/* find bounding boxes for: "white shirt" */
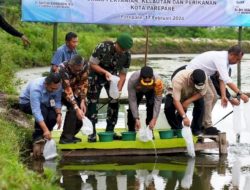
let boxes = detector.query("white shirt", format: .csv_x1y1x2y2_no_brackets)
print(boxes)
186,51,232,84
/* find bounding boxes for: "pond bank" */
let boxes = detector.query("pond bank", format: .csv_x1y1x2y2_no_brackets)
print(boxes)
0,93,61,189
133,37,250,54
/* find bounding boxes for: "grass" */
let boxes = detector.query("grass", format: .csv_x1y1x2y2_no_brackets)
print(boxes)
0,116,61,190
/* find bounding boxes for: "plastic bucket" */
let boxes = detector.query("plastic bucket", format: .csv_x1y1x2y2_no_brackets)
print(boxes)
175,129,183,138
121,132,136,141
98,132,114,142
159,130,174,139
159,170,173,178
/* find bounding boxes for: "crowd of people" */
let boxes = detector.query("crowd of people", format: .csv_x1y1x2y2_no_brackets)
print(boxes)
2,15,247,156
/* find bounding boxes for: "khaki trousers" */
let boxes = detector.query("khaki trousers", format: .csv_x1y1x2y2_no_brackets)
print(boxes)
203,79,217,128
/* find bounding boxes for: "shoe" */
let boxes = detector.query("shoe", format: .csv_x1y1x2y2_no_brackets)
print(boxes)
73,136,82,142
192,130,202,136
204,127,220,135
59,138,77,144
196,138,204,144
113,133,122,140
88,134,97,143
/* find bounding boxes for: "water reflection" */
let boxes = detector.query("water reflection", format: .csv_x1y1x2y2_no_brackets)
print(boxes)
26,150,250,190
55,155,227,190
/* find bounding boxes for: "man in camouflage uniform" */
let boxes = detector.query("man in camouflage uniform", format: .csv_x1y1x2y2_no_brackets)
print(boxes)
86,33,133,142
59,55,89,144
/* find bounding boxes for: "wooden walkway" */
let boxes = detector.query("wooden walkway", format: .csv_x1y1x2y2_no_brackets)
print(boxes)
60,133,228,157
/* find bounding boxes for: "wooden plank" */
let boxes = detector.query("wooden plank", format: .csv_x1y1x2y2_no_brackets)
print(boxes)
218,132,228,154
61,141,219,157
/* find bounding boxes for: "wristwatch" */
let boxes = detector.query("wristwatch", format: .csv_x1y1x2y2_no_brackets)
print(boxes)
182,114,187,119
236,90,242,100
74,105,79,110
237,90,242,96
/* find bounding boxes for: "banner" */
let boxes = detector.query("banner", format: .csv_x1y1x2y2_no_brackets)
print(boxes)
22,0,250,26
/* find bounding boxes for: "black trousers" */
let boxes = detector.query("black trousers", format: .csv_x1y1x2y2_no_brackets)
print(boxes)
60,96,83,140
210,72,231,99
164,94,204,132
127,90,154,131
19,103,56,141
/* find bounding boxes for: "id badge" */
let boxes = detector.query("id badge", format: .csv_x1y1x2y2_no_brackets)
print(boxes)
50,99,55,107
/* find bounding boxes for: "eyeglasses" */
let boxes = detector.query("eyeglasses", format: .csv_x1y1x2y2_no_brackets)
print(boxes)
140,78,154,86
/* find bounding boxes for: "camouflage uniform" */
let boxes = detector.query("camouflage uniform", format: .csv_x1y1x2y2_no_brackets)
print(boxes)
87,41,131,135
59,61,88,141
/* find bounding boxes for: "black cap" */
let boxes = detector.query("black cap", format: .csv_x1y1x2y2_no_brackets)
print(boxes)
140,66,153,78
192,69,206,90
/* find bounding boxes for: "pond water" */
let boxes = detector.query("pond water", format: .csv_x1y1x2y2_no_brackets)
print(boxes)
18,54,250,190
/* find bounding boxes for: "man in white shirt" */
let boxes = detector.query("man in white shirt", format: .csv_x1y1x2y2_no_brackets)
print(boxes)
186,45,249,135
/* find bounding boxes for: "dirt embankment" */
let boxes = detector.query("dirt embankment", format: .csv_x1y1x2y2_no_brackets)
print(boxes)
0,93,32,128
132,37,250,54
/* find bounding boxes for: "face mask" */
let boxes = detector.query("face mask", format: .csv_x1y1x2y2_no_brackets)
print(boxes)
140,78,154,86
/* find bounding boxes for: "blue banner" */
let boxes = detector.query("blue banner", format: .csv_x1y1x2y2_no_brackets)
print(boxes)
22,0,250,26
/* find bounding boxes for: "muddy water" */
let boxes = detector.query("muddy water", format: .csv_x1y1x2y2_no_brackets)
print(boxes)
18,54,250,190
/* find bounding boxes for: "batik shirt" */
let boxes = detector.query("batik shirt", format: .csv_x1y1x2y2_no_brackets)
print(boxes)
59,61,88,107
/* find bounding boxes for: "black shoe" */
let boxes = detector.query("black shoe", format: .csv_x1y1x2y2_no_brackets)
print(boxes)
197,137,204,143
73,137,82,142
59,138,77,144
88,134,97,143
113,133,122,140
192,130,202,136
204,127,220,135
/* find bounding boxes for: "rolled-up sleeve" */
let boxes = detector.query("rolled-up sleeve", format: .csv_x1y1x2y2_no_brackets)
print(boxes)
89,43,104,65
89,55,100,65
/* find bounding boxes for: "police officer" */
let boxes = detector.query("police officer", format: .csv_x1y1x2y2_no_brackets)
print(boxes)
86,33,133,142
127,66,164,131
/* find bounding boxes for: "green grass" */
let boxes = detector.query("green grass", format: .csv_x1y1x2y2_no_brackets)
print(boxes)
0,117,61,190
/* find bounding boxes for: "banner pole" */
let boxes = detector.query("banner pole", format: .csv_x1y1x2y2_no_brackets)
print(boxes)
237,26,242,89
52,23,58,53
144,26,149,66
237,26,243,144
